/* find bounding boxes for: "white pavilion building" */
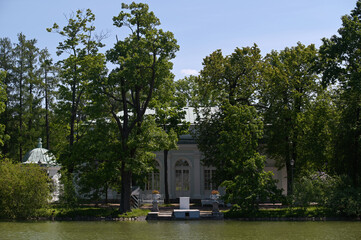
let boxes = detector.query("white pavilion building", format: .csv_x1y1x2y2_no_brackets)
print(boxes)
139,107,287,201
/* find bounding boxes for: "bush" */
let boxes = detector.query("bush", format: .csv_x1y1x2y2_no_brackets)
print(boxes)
58,170,79,208
0,160,51,219
224,205,329,218
292,172,335,208
221,154,284,215
293,173,361,217
323,176,361,217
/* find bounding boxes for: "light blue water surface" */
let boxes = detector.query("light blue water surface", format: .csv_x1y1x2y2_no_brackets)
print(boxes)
1,221,361,240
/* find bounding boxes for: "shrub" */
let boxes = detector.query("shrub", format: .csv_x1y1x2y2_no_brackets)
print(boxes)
292,171,335,208
0,160,51,219
323,176,361,217
58,170,79,208
221,154,284,215
293,173,361,217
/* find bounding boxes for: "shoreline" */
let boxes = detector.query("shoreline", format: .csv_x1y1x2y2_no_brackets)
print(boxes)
1,216,360,222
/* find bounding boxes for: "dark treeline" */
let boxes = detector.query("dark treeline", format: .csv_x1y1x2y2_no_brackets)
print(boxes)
0,34,57,162
1,1,361,214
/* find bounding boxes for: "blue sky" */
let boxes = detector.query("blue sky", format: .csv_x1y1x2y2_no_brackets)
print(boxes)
0,0,357,80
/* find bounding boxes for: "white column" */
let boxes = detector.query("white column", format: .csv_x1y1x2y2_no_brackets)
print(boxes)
168,151,173,199
193,151,202,199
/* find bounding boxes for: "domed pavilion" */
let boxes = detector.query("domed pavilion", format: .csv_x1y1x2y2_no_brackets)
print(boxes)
22,138,61,202
22,138,57,166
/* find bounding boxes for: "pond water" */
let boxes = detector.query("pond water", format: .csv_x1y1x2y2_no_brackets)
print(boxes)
0,221,361,240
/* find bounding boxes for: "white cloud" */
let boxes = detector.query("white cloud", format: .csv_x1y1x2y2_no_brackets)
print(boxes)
180,69,199,76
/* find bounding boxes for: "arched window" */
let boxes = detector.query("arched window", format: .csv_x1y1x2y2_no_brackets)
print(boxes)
145,161,160,191
204,167,217,191
175,159,190,197
175,159,189,167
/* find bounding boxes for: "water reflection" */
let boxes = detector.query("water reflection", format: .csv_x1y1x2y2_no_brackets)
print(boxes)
1,221,361,240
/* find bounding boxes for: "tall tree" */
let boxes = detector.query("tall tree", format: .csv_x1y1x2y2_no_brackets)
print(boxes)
0,71,7,155
103,2,179,212
195,103,282,212
296,90,339,173
0,38,13,157
196,104,263,182
71,119,120,204
23,38,42,153
11,33,42,161
153,80,190,203
38,48,57,150
262,42,319,194
12,33,28,161
175,75,201,107
319,0,361,186
47,9,106,172
194,44,281,209
198,44,262,107
0,35,44,161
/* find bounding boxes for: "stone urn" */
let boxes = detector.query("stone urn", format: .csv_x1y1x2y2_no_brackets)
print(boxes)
152,193,161,201
210,190,220,213
151,190,161,212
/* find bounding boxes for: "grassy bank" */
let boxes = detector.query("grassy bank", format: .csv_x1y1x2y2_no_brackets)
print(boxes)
224,206,335,219
34,205,150,220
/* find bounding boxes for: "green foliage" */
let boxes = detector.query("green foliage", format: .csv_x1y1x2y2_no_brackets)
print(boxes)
129,116,170,176
292,172,336,209
174,76,200,107
320,0,361,185
198,44,262,106
3,2,361,218
48,206,149,218
71,120,120,203
296,91,339,173
0,160,51,219
38,48,58,150
58,169,79,208
111,208,150,218
151,79,190,203
293,173,361,217
224,205,329,218
196,104,263,181
222,154,284,215
322,176,361,217
152,79,190,151
0,35,62,162
262,42,320,194
101,2,179,212
0,34,46,161
0,71,7,151
196,103,282,213
48,9,106,174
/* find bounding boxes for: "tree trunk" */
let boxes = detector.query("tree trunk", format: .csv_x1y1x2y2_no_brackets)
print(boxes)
68,52,78,173
28,82,33,135
353,106,360,187
68,80,76,173
120,166,132,213
2,98,9,158
285,135,292,196
164,149,170,204
19,70,23,162
45,68,50,150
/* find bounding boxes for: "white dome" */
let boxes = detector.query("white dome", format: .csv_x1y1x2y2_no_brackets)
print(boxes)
22,138,57,166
